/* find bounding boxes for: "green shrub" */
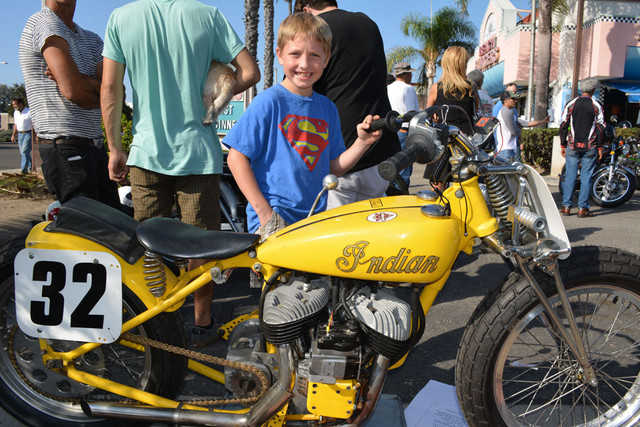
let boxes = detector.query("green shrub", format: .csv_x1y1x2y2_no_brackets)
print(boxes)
520,128,558,171
0,130,12,142
616,127,639,140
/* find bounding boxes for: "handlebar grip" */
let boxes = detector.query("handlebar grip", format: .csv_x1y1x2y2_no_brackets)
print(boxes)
378,134,437,181
366,111,401,133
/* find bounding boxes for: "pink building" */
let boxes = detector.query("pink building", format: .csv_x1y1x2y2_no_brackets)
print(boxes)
469,0,640,125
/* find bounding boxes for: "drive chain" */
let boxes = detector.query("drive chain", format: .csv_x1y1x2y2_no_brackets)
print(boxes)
8,325,269,407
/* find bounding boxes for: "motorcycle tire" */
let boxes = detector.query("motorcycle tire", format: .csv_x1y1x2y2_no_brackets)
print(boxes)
456,246,640,426
0,231,28,283
590,167,636,208
0,276,188,426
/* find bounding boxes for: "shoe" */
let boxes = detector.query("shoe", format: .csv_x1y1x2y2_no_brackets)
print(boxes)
191,316,222,348
559,206,571,216
577,208,593,218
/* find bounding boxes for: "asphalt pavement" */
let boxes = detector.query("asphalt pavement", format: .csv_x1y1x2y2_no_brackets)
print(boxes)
1,146,639,426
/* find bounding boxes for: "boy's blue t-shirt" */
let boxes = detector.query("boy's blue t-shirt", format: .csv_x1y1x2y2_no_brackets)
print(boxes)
223,83,346,232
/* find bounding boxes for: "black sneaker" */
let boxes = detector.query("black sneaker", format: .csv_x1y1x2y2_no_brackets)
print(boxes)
191,316,221,348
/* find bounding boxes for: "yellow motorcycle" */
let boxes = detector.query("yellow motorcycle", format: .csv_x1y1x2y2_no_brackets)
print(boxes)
4,107,640,426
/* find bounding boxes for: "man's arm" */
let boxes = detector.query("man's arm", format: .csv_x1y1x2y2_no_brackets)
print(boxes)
101,57,129,184
42,35,101,109
227,148,273,227
10,115,17,142
230,48,260,95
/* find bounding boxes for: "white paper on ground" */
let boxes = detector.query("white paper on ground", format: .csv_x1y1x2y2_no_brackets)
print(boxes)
404,380,468,427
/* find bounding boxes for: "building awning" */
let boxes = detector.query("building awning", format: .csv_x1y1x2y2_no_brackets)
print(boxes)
604,81,640,103
482,61,506,98
623,47,640,80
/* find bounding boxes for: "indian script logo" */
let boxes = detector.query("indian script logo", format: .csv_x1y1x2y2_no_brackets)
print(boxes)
279,114,329,171
336,241,440,275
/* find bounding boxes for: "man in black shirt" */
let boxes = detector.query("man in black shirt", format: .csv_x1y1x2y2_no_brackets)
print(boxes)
300,0,401,207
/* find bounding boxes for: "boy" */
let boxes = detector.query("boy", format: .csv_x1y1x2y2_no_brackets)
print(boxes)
224,13,381,238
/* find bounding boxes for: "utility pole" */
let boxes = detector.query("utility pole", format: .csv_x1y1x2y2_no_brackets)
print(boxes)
571,0,585,98
524,1,537,121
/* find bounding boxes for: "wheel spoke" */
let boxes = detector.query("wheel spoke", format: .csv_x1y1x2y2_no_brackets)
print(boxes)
495,284,640,426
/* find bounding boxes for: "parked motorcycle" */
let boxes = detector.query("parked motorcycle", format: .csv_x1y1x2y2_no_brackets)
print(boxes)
4,106,640,426
559,116,637,207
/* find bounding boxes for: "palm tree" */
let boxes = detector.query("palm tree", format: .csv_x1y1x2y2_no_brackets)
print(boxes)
263,0,274,89
243,0,260,58
386,8,476,94
533,0,552,122
244,0,260,97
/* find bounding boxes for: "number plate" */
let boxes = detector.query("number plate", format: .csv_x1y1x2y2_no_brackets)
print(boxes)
14,249,122,343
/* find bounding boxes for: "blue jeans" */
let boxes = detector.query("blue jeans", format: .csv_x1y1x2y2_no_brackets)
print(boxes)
396,130,412,187
17,132,32,173
562,147,597,209
497,149,517,162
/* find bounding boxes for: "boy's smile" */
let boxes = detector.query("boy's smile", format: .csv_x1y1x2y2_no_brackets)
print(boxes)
277,34,329,97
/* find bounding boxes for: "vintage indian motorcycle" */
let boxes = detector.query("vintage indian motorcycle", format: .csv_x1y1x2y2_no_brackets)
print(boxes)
4,106,640,426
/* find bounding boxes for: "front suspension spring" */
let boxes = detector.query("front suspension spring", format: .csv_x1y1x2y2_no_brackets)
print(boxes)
484,173,515,220
143,250,166,296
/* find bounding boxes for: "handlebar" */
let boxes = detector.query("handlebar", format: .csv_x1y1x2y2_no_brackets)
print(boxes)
366,110,418,133
378,134,437,181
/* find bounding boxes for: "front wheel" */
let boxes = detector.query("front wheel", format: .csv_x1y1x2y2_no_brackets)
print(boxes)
0,277,188,426
456,246,640,426
590,167,636,207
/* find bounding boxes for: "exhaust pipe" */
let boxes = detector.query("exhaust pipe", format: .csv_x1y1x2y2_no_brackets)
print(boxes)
344,355,390,426
82,344,295,427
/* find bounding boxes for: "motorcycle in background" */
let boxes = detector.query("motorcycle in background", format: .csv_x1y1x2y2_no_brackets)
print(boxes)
559,115,638,208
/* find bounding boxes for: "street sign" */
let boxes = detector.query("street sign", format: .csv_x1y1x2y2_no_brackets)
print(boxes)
216,92,245,136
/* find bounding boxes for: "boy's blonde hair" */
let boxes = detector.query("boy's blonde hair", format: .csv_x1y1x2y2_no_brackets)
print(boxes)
277,12,332,57
439,46,473,100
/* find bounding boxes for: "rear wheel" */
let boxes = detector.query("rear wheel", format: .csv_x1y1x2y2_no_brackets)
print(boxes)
456,246,640,426
0,277,188,426
590,167,635,207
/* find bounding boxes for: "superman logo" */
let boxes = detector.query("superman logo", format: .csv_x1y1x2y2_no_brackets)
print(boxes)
279,114,330,171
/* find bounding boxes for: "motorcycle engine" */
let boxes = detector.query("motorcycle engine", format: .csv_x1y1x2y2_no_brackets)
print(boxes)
345,287,412,361
225,277,413,417
261,277,331,343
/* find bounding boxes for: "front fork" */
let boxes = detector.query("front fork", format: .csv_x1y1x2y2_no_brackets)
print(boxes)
515,255,598,387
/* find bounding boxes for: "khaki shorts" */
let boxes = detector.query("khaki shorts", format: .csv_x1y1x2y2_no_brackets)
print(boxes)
130,166,220,230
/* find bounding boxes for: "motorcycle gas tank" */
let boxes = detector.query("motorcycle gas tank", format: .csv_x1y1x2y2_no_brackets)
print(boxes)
257,196,462,283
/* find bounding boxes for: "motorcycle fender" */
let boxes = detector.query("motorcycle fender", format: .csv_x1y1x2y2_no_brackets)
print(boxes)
22,222,180,312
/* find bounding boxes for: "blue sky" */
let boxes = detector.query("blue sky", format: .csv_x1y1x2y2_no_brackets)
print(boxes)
0,0,530,99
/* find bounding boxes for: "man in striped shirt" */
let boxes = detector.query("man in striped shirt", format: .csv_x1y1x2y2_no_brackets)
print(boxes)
19,0,119,209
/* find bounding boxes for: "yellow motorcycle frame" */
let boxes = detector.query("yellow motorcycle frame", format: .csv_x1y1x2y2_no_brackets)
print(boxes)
20,170,497,423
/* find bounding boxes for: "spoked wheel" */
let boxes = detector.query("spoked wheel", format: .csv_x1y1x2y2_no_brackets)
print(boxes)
456,246,640,426
590,167,636,207
0,277,188,426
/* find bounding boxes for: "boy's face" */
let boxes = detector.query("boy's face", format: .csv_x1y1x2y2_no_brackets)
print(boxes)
277,34,328,97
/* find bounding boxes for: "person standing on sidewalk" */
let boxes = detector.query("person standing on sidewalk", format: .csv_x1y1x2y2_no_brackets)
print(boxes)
299,0,401,206
10,98,33,174
101,0,260,347
559,78,605,218
388,62,420,188
19,0,120,209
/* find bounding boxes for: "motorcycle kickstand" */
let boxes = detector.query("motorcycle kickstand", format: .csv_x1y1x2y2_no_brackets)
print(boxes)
515,255,598,387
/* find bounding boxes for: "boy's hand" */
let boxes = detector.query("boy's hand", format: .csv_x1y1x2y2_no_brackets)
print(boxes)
356,114,382,145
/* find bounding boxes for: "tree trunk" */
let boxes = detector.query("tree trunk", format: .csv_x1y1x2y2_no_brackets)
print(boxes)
534,0,552,124
244,0,260,97
263,0,274,89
